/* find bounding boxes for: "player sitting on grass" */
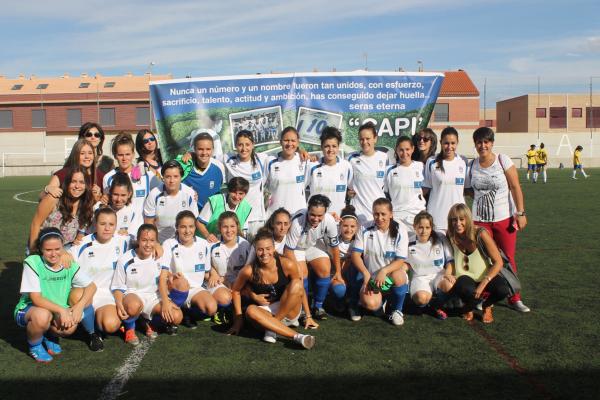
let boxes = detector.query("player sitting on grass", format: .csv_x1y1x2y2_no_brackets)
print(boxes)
227,229,316,349
197,177,252,243
406,211,453,320
14,228,97,363
70,208,130,349
111,224,177,345
350,198,409,325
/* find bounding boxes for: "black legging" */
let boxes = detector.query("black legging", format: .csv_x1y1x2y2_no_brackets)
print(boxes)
451,275,510,310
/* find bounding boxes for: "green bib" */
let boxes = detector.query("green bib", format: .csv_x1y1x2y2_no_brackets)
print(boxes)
206,194,252,236
14,255,79,318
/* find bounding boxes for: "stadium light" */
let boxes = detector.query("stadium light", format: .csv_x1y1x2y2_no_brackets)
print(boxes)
417,60,423,72
147,62,156,131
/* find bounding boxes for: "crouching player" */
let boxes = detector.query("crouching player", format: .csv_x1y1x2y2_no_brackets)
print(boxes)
70,208,130,349
14,228,97,362
350,198,410,325
406,211,454,320
111,224,175,345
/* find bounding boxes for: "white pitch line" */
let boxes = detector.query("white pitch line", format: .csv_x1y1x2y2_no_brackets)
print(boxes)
13,189,40,204
98,338,154,400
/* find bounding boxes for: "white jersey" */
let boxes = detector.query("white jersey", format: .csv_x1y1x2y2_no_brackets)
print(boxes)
224,153,268,222
423,156,467,231
353,222,409,275
465,154,515,223
385,161,426,226
348,150,388,223
103,169,159,234
306,157,353,216
143,184,199,243
285,209,339,251
161,237,210,289
274,239,286,255
210,237,255,283
115,204,136,235
338,239,353,260
406,233,453,277
265,153,308,217
70,233,129,290
111,250,162,295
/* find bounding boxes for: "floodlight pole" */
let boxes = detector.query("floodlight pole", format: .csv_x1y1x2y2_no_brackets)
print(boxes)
148,61,156,131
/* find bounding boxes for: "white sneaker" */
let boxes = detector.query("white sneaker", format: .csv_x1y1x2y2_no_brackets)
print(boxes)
509,300,530,313
262,330,277,343
389,310,405,326
349,306,362,321
475,300,484,311
294,334,315,350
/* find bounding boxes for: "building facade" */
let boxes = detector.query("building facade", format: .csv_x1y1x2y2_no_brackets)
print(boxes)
429,70,480,134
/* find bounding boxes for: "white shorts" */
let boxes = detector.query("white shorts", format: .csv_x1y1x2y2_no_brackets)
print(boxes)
295,241,329,263
204,283,228,295
184,286,209,308
126,291,160,320
410,272,444,296
258,301,301,321
92,288,116,310
393,213,417,235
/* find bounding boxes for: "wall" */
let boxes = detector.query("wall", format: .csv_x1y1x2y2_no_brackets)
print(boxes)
497,95,529,132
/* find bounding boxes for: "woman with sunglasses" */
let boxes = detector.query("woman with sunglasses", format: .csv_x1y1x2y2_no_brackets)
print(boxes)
136,129,164,179
444,203,510,323
42,139,104,202
412,128,438,164
78,122,114,174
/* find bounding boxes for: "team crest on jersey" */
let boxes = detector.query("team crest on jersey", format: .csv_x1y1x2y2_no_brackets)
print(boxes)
435,248,441,255
298,164,304,172
181,201,186,207
123,216,128,223
198,252,204,260
340,173,344,180
459,166,464,173
115,247,121,256
379,160,384,167
209,181,215,189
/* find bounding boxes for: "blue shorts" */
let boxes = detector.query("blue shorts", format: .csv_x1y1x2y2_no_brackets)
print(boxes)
15,304,33,328
574,164,583,169
528,164,536,171
537,163,546,168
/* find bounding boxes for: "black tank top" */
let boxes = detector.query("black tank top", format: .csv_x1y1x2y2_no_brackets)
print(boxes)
250,256,289,303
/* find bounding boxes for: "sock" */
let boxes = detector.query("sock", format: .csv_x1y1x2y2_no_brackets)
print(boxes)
533,172,538,182
168,289,189,307
151,313,165,328
293,333,307,343
123,316,138,331
81,305,96,334
303,278,309,295
348,274,363,306
313,277,331,309
28,338,43,348
572,170,576,178
331,283,346,300
217,301,231,310
582,169,588,177
391,284,409,312
543,170,547,182
190,306,210,320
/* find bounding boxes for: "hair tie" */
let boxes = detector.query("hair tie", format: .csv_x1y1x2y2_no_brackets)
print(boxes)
39,231,64,242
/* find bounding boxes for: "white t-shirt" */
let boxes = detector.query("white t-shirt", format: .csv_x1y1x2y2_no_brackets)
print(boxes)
285,210,339,251
306,157,353,216
103,169,159,234
20,261,92,293
422,156,467,231
210,237,255,283
224,153,268,222
161,237,210,289
348,150,388,223
406,233,453,277
265,153,308,217
465,154,514,222
352,222,409,275
70,233,130,290
111,250,161,295
143,184,199,243
274,238,286,255
384,161,426,225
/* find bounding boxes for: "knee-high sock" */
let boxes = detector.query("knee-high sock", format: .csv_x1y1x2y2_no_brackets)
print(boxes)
391,284,409,312
542,170,547,182
151,313,165,328
81,305,95,334
123,315,139,331
313,277,331,309
572,169,577,178
217,301,231,310
348,273,363,306
331,283,346,300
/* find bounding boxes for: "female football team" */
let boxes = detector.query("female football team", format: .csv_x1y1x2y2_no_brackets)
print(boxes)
15,122,529,361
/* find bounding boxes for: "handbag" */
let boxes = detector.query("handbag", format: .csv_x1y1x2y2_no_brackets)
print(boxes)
475,228,521,297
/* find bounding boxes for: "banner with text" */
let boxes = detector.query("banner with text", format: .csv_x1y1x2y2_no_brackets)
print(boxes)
150,71,445,160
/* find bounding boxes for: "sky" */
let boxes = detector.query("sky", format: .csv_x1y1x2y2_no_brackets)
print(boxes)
1,0,599,108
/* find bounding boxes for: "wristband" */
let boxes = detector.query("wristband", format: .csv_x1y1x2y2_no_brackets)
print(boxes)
516,211,526,216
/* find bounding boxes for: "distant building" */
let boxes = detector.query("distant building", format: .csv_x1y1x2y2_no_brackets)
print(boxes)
479,108,496,128
497,93,600,133
429,70,480,133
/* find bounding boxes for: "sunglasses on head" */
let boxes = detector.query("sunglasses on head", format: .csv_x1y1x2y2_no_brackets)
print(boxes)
143,136,156,144
417,136,431,142
85,132,101,139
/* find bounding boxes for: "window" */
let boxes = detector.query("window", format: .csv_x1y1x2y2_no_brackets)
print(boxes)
485,119,494,127
0,110,13,128
32,109,46,128
549,107,567,129
585,107,600,128
535,108,546,118
104,82,115,88
79,82,90,88
572,108,582,118
67,109,82,127
433,103,449,122
36,83,48,89
100,108,115,126
136,107,150,126
508,111,511,121
11,84,23,90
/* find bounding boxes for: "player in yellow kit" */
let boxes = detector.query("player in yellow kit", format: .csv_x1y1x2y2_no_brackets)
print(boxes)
572,145,589,179
526,144,537,182
536,143,548,183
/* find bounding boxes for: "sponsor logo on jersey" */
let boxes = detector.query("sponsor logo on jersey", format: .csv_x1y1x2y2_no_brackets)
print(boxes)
296,175,305,183
251,171,261,181
414,181,422,188
135,189,146,197
336,184,346,192
194,264,205,272
434,258,444,266
455,177,465,185
384,251,395,258
376,171,384,178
